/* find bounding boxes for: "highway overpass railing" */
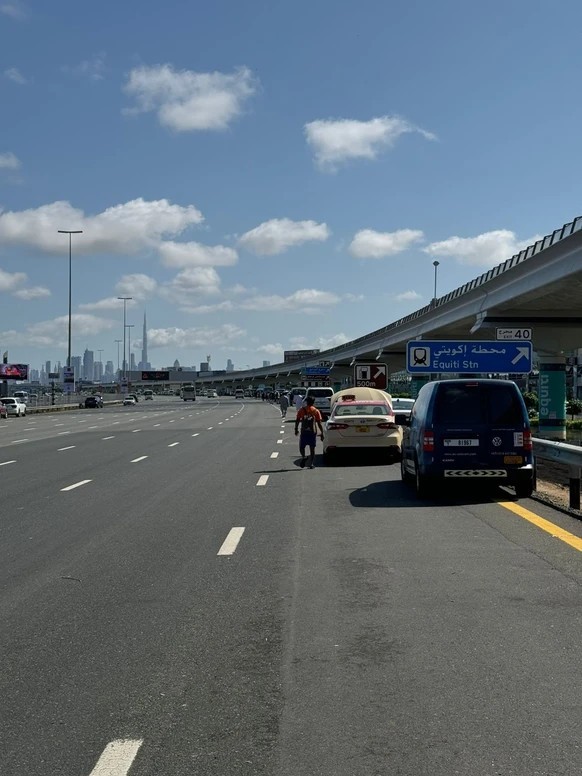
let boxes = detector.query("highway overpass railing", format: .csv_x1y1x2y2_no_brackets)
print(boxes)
533,437,582,511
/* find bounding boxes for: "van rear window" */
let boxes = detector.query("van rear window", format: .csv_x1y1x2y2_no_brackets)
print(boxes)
434,384,524,426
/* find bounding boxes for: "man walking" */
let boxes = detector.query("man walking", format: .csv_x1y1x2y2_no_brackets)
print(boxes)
295,395,324,469
279,392,290,418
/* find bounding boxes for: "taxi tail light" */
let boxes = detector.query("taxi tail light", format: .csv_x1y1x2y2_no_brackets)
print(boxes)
327,422,349,430
523,430,533,451
422,430,435,452
377,422,398,429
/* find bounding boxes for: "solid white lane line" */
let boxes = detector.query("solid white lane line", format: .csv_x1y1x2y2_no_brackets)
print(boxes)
168,442,180,447
192,433,199,437
256,475,269,486
11,439,29,444
61,479,92,492
271,452,279,458
102,436,115,440
0,460,16,466
58,446,76,452
132,429,141,433
217,527,245,556
88,739,143,776
131,455,148,463
277,439,283,444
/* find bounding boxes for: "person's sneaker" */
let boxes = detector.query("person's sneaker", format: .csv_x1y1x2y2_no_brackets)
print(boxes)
300,457,306,468
309,464,315,469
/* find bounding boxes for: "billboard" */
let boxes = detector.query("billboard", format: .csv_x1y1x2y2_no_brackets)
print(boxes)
141,370,170,381
284,349,320,363
0,363,28,380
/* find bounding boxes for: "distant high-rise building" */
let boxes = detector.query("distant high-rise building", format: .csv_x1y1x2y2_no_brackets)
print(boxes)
200,361,209,373
83,349,94,381
130,352,137,371
71,355,82,380
226,359,234,372
173,359,180,369
94,362,103,381
138,311,150,370
105,361,114,378
45,360,51,377
262,360,271,367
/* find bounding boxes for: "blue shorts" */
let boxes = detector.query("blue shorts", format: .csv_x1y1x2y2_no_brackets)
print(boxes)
300,431,317,449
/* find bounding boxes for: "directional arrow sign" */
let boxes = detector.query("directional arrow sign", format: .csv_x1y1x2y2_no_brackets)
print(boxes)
354,362,388,389
406,340,532,374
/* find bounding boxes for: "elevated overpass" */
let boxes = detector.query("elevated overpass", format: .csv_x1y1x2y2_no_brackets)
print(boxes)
201,215,582,438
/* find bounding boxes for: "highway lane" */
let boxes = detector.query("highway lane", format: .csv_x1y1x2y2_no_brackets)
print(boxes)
1,399,582,775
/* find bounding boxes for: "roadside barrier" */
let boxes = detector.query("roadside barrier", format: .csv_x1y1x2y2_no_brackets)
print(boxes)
533,437,582,510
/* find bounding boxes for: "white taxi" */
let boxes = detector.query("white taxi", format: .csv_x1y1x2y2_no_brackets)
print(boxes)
323,395,402,463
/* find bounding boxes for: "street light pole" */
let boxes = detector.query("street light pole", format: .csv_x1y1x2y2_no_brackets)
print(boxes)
126,324,135,375
58,229,83,367
432,260,440,303
117,297,132,378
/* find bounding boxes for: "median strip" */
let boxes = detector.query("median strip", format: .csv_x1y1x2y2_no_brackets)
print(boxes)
61,479,92,492
217,527,245,556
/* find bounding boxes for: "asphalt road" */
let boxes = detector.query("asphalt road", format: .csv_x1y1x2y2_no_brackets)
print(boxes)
1,396,582,775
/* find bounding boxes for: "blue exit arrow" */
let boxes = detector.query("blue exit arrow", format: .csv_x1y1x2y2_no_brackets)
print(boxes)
406,340,533,374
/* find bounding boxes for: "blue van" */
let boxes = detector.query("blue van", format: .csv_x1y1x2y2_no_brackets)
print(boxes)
401,379,534,499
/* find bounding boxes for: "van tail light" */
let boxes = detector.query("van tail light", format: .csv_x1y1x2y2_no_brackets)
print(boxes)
328,422,349,430
523,430,533,451
422,430,435,452
377,422,398,429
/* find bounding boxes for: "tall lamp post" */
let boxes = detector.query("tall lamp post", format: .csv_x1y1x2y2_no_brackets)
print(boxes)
126,324,135,376
432,260,440,304
58,229,83,367
117,296,132,378
115,339,122,378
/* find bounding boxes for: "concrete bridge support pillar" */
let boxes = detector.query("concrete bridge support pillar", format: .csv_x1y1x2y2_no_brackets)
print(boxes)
538,355,567,440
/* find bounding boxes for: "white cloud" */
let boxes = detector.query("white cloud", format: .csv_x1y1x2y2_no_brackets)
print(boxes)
147,323,246,349
180,301,234,314
424,229,542,268
241,288,340,313
0,267,26,291
4,67,27,84
344,293,364,302
394,290,421,302
288,333,352,351
0,2,27,20
257,343,284,357
78,296,137,312
349,228,424,259
62,53,106,81
304,115,436,171
0,313,115,348
239,218,330,256
0,198,203,255
13,285,51,300
159,240,238,268
115,273,157,299
160,267,222,304
124,64,257,132
0,152,21,170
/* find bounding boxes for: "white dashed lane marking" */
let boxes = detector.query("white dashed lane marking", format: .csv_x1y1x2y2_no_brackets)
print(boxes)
57,446,76,452
277,439,283,444
207,427,213,430
217,527,245,556
256,475,269,486
270,452,279,458
0,460,16,466
192,433,199,437
168,442,180,447
132,429,141,433
11,439,28,444
88,739,143,776
131,456,148,463
61,479,92,492
102,436,115,440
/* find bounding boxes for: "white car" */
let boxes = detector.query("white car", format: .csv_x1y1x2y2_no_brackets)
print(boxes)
123,396,137,406
391,397,415,424
323,399,402,463
208,390,218,398
1,397,26,417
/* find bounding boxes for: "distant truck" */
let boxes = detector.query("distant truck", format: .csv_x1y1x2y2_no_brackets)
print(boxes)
181,384,196,401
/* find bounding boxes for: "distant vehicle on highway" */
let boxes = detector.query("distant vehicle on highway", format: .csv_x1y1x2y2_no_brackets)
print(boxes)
181,384,196,401
234,388,245,399
13,390,28,403
126,393,139,403
0,397,26,417
144,390,154,400
207,390,218,398
84,396,103,408
123,396,137,406
401,379,534,499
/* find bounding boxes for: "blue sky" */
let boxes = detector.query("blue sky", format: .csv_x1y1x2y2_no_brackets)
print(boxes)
1,0,582,373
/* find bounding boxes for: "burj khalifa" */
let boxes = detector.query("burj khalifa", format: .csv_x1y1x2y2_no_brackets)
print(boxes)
139,311,150,370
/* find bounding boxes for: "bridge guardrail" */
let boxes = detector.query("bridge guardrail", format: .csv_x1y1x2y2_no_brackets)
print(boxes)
533,437,582,510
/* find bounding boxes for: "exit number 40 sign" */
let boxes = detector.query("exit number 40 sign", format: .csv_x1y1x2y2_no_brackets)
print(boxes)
496,327,532,340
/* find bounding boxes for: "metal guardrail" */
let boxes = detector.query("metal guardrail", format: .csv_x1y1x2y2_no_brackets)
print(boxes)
533,437,582,510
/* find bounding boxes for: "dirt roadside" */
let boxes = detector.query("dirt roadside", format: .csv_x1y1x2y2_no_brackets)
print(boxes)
534,459,581,515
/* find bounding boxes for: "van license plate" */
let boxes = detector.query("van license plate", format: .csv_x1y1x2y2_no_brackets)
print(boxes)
444,439,478,447
504,455,523,464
